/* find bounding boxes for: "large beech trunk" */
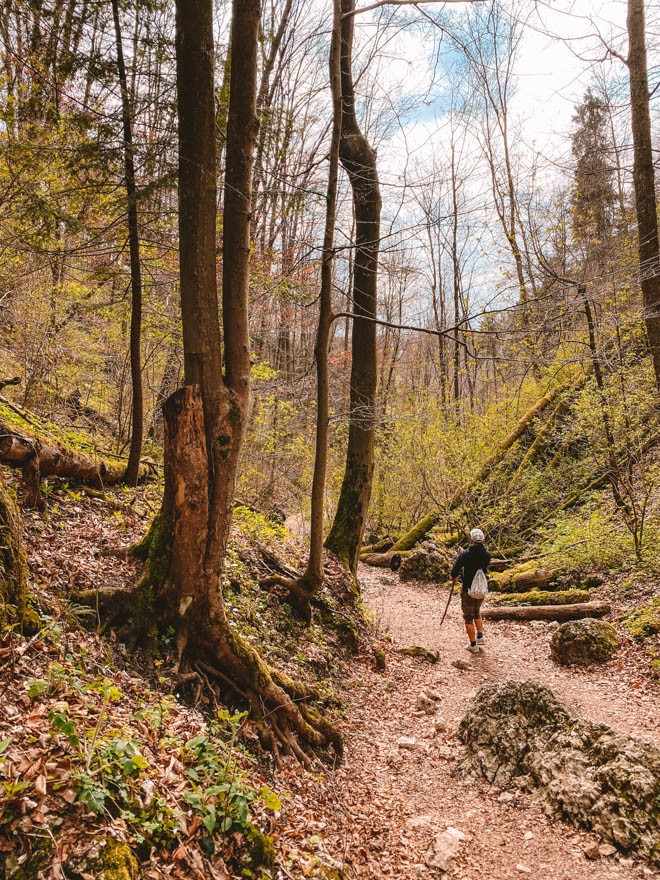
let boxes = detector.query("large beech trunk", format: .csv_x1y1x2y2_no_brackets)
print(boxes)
325,0,381,574
482,601,610,622
88,0,342,764
0,415,151,508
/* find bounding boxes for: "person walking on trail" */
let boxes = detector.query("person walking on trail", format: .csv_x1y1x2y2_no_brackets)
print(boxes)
451,528,490,653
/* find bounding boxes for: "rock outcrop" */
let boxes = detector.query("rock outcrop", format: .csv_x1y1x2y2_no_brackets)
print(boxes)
459,681,660,865
550,619,619,665
399,541,452,582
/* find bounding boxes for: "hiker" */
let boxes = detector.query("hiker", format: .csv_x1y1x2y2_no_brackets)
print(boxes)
451,528,491,653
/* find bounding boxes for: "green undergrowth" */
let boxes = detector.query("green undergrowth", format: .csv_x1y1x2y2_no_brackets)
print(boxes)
224,508,362,694
0,400,124,463
0,634,281,878
620,598,660,641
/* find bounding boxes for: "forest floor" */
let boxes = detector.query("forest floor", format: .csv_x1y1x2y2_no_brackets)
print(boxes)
286,565,660,880
5,492,660,879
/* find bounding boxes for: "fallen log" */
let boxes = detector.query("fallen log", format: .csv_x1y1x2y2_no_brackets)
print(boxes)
0,412,153,507
361,551,408,569
482,601,610,622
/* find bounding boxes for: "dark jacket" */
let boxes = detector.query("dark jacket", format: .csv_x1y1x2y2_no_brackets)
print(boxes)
451,543,491,593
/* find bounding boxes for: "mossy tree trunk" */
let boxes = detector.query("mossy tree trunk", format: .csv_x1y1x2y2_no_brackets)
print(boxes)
325,0,381,574
627,0,660,393
0,478,28,632
0,415,152,508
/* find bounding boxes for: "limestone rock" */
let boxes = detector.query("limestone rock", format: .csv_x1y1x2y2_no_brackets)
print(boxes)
550,619,619,666
400,541,452,583
416,693,437,714
397,736,418,750
399,645,440,663
459,681,660,865
425,826,466,871
584,843,601,860
452,659,471,671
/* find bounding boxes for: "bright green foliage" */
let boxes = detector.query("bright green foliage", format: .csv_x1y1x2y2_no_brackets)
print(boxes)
621,599,660,640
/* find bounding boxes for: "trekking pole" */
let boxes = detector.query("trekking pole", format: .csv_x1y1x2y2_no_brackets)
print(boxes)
439,581,456,627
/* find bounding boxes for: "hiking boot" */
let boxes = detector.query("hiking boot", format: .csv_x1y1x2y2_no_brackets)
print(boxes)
476,634,485,647
466,644,480,654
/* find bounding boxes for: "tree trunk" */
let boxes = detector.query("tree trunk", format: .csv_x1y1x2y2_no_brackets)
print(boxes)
111,0,144,486
0,476,29,632
627,0,660,392
90,0,342,764
325,0,381,574
482,601,610,622
261,0,342,617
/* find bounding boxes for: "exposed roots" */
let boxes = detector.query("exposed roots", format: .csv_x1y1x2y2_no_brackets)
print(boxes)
259,573,318,624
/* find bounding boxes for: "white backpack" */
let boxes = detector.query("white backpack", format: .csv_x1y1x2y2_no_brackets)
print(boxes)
468,569,489,599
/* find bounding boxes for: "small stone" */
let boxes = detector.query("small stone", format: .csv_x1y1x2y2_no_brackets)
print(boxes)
618,858,634,868
397,737,418,750
584,843,601,860
598,844,617,857
451,659,471,671
406,815,432,829
416,693,437,714
497,791,515,803
433,719,448,735
425,827,466,872
524,831,534,841
515,864,532,874
435,746,454,760
425,689,442,702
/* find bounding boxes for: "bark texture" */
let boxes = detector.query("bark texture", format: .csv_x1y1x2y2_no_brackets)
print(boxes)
627,0,660,392
92,0,342,764
325,0,381,573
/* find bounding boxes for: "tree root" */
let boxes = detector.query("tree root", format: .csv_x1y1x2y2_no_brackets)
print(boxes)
75,581,343,768
259,572,318,624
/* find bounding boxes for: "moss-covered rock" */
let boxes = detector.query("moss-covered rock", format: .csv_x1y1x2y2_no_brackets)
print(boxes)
550,619,619,666
460,681,660,864
399,541,452,583
399,645,439,662
65,838,139,880
620,599,660,640
492,588,591,607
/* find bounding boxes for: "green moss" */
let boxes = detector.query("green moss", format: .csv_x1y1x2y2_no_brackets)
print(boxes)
373,646,386,670
399,645,439,662
493,589,591,607
99,840,139,880
242,826,275,873
620,599,660,640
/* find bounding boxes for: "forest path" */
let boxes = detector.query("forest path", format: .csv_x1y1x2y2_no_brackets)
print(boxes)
302,567,660,880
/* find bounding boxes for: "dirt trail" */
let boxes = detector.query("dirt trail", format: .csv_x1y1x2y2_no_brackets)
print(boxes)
295,567,660,880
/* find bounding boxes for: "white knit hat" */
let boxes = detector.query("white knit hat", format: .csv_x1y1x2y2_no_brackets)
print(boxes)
470,528,485,542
